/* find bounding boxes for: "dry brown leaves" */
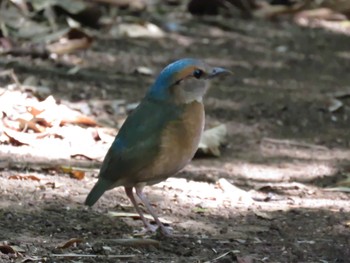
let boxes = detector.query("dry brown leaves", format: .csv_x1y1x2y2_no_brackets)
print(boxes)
0,85,98,147
0,77,125,168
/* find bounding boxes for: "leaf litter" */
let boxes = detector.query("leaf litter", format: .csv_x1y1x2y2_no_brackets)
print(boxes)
1,0,350,262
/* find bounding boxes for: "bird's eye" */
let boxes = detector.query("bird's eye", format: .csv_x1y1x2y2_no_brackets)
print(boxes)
193,69,203,79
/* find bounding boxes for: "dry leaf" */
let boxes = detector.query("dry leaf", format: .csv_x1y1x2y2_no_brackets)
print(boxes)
217,178,253,204
112,22,165,38
197,124,227,157
328,98,343,112
253,210,275,220
134,66,154,76
60,109,97,126
0,244,16,254
35,96,97,126
4,127,47,145
8,174,41,181
17,118,46,133
26,105,45,117
70,170,85,180
47,33,92,55
56,238,83,249
61,166,86,180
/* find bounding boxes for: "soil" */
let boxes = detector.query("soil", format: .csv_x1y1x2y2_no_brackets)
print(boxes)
1,14,350,263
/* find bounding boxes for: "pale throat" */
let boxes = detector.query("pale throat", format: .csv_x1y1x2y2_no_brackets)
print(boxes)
172,79,209,104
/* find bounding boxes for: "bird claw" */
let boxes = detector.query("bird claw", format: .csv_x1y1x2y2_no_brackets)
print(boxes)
158,226,173,237
135,224,173,237
146,223,159,233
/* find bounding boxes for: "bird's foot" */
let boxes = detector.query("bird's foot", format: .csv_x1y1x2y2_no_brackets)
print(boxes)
158,225,173,237
135,223,173,237
146,223,159,233
133,223,158,236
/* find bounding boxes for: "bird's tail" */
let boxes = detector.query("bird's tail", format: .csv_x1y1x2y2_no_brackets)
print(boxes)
85,179,110,206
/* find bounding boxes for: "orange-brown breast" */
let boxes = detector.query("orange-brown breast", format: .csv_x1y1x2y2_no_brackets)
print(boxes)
138,101,204,184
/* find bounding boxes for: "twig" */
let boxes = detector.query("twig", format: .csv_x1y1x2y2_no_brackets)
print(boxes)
50,253,135,258
261,137,328,151
0,151,101,170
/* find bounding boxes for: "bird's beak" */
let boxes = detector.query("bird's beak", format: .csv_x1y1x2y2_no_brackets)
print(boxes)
207,67,232,79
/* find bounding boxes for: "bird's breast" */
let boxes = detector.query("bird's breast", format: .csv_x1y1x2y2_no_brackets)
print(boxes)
139,101,204,184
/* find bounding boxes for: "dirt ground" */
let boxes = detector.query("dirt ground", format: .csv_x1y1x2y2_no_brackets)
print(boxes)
0,14,350,263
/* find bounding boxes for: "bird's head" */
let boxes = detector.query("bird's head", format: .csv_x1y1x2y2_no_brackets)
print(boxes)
147,58,231,104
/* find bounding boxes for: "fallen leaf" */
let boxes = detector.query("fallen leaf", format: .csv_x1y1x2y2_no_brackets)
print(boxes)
56,238,84,249
34,96,97,126
8,175,41,181
46,28,93,55
70,170,85,180
197,124,227,157
134,66,154,76
327,98,343,112
26,105,45,117
17,118,46,133
61,166,86,180
0,244,16,254
112,22,165,38
217,178,253,204
253,210,275,220
3,127,48,145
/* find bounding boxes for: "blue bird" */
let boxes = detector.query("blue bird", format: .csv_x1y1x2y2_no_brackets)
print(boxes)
85,58,230,236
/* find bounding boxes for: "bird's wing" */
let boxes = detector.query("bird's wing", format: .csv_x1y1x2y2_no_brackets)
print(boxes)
98,98,182,185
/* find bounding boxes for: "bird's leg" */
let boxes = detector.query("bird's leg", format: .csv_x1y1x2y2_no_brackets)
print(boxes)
135,186,172,236
124,187,157,233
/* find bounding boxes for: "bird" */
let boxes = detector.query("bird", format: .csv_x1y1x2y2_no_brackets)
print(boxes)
85,58,230,236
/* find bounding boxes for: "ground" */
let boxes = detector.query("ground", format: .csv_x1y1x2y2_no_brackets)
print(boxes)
0,14,350,263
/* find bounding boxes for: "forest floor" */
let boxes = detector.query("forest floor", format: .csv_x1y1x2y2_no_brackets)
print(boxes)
0,12,350,263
